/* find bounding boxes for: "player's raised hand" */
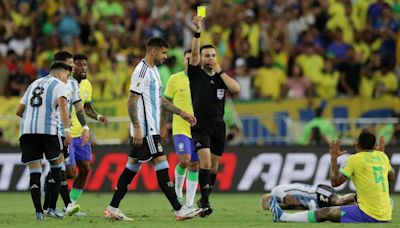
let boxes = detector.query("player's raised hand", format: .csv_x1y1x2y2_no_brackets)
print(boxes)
180,111,197,126
133,126,143,146
193,16,202,31
329,140,347,159
375,136,385,152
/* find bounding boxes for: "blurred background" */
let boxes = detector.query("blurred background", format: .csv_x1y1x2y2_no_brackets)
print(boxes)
0,0,400,193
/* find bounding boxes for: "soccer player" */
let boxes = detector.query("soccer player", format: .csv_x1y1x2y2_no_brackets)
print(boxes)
163,49,199,208
269,132,395,223
261,183,356,210
66,53,108,213
16,61,72,220
42,51,87,216
103,37,202,221
188,16,240,216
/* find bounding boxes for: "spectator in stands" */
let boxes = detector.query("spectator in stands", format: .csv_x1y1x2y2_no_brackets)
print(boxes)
282,64,312,99
253,52,287,100
326,29,350,64
22,48,36,81
234,39,261,70
4,50,18,74
299,106,337,146
7,26,31,57
295,44,324,83
338,47,363,97
374,65,398,98
7,58,30,96
314,59,340,100
368,0,391,30
359,67,377,99
234,57,253,100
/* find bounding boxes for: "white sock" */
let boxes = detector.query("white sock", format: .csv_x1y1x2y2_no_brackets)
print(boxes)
185,179,198,207
280,211,313,222
174,165,187,198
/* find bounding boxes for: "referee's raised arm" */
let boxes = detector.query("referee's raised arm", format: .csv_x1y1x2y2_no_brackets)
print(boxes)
189,16,202,66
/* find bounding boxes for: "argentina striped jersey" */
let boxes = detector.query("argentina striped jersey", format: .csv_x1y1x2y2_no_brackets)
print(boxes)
58,77,81,137
271,183,318,208
19,75,69,136
129,60,162,137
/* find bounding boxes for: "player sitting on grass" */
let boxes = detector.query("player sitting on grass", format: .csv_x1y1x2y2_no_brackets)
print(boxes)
261,183,356,211
269,132,395,223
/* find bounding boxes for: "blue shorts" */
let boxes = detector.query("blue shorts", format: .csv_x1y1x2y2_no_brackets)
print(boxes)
67,137,91,166
340,205,388,223
173,135,199,162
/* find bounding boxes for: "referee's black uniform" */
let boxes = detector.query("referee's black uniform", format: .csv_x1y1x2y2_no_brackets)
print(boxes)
188,64,227,156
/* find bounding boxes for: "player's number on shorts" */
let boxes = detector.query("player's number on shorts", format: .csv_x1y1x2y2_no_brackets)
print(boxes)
30,87,44,107
372,166,386,192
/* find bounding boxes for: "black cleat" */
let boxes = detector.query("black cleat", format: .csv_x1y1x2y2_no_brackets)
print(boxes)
196,199,213,217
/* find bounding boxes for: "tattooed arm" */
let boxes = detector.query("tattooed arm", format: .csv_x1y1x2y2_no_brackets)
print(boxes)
74,102,87,126
74,101,90,145
128,92,143,145
161,97,196,126
84,102,108,125
161,97,182,115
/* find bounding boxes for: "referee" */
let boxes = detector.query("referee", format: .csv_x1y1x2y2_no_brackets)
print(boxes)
188,15,240,217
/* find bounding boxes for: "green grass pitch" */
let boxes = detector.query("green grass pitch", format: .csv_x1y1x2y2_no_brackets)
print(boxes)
0,193,398,227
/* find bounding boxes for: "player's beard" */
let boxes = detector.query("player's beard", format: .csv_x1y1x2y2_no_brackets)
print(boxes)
80,72,87,79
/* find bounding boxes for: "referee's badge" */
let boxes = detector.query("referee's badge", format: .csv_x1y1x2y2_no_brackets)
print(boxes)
157,142,163,152
217,89,225,100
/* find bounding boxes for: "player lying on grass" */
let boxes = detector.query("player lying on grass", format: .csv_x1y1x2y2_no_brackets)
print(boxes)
261,183,356,210
269,132,395,223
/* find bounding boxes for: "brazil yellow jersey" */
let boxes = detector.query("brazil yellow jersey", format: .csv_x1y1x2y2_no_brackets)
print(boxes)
340,150,392,221
71,79,92,137
164,71,193,138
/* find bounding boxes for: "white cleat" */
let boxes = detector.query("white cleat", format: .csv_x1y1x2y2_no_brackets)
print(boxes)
175,206,202,221
47,208,64,219
104,205,133,221
65,203,80,216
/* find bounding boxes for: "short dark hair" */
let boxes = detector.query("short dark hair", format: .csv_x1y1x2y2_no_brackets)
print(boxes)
358,130,376,150
49,61,72,72
200,44,215,54
73,53,88,61
184,49,192,55
146,37,169,50
53,51,73,62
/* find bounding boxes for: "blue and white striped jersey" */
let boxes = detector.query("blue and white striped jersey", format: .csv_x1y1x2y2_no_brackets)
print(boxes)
129,59,162,137
57,77,81,137
271,183,318,208
19,75,69,136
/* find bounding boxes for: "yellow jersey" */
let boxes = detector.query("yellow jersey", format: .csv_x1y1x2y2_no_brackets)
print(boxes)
340,150,392,221
164,71,193,138
71,79,92,137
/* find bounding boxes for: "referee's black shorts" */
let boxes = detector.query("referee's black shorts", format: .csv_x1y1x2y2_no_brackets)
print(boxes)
129,135,165,163
191,118,226,156
19,134,62,164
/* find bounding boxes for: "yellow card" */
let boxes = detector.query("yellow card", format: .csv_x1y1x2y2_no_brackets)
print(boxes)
197,5,206,18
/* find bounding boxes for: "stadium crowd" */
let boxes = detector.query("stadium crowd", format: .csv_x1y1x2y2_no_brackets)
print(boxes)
0,0,400,101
